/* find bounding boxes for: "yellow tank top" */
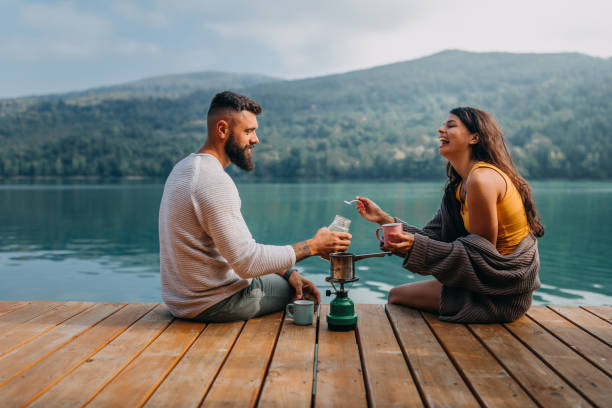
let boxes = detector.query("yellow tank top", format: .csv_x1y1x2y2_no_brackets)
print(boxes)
456,162,530,255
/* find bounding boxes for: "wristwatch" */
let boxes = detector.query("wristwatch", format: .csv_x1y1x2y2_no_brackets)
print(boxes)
283,268,296,281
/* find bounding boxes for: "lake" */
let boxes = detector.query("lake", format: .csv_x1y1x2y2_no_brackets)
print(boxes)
1,180,611,306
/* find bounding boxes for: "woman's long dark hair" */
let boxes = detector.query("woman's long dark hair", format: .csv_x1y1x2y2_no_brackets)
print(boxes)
444,107,544,237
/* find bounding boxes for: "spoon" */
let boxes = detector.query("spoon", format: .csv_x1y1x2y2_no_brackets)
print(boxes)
344,200,358,206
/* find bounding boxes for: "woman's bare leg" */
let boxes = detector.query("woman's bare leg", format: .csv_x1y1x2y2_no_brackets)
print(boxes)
388,279,442,313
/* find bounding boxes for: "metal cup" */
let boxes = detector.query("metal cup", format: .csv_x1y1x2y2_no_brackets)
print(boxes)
286,300,314,325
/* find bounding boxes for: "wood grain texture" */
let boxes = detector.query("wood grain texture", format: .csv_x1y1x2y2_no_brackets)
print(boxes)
0,301,63,336
201,312,283,408
144,321,244,408
469,322,588,407
549,305,612,346
357,304,423,408
258,311,316,408
0,302,114,387
527,306,612,376
505,314,612,407
0,301,29,317
87,318,205,408
424,312,536,408
0,301,606,407
387,305,479,407
0,301,93,357
28,304,173,408
0,303,153,407
315,304,367,408
581,305,612,323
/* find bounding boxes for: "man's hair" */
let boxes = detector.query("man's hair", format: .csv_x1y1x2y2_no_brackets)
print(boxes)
207,90,262,117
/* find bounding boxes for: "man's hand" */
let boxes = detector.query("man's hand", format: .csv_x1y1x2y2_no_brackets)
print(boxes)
288,271,321,304
307,227,351,259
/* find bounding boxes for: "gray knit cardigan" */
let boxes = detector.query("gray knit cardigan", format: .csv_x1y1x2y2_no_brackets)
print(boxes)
396,190,541,323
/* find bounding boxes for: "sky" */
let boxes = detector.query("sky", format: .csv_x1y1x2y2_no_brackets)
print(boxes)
1,0,611,98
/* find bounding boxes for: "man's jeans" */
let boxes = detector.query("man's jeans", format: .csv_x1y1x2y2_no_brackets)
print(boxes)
193,274,293,323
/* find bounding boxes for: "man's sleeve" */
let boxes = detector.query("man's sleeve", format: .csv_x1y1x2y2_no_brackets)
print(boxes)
193,182,296,279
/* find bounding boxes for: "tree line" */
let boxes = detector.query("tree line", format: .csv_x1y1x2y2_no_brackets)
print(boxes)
1,51,611,180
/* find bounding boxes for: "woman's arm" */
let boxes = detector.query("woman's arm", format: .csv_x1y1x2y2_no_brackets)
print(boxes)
466,168,506,247
356,195,444,241
394,209,443,241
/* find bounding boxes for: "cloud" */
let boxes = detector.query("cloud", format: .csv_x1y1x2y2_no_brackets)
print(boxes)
163,0,429,76
2,0,612,97
86,0,612,77
169,48,216,72
0,2,164,61
111,2,170,28
116,40,163,57
21,2,113,36
110,0,425,33
102,0,431,76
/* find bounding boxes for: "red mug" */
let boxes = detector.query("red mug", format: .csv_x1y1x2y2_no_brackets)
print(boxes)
376,223,403,246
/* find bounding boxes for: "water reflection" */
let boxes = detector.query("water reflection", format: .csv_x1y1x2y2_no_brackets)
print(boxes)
1,180,611,305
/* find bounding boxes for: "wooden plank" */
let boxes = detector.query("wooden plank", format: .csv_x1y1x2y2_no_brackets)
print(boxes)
86,318,205,408
314,304,367,408
582,306,612,323
144,321,244,408
0,303,154,407
356,304,423,408
527,306,612,376
0,301,93,357
0,301,29,317
469,322,588,407
387,304,478,407
0,301,61,334
28,304,173,408
0,302,118,387
258,309,316,408
505,314,612,407
549,306,612,346
202,312,284,407
423,313,535,408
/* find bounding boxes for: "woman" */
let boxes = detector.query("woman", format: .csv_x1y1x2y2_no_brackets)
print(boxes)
356,107,544,323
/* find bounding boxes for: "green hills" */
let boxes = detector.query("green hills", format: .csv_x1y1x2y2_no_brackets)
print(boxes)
1,50,611,180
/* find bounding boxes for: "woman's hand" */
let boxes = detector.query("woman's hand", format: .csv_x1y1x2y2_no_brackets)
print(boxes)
383,232,415,256
355,196,394,225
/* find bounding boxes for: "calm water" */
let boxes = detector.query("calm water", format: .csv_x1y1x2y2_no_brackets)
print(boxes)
1,180,611,305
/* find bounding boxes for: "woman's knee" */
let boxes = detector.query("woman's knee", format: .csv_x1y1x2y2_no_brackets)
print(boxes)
387,280,442,312
388,284,409,305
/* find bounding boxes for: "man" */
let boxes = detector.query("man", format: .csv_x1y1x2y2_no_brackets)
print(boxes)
159,90,351,322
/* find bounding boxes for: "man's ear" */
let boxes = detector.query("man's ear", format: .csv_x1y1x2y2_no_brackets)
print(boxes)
216,119,230,140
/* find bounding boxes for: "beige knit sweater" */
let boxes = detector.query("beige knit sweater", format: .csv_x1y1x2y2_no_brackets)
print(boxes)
158,153,296,318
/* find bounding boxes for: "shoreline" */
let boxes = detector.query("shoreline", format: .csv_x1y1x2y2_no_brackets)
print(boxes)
1,176,611,183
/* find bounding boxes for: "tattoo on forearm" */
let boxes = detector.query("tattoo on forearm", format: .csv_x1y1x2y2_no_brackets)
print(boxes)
291,241,311,262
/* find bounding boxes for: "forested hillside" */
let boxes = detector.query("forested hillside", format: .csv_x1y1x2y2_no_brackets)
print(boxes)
1,50,611,180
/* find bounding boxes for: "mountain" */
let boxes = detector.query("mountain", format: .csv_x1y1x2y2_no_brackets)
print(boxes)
45,71,281,101
1,50,611,179
0,71,282,115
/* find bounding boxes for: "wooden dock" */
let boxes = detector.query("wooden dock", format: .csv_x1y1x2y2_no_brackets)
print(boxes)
0,301,610,407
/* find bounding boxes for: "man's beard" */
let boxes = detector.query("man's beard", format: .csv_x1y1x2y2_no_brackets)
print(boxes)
225,131,254,171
